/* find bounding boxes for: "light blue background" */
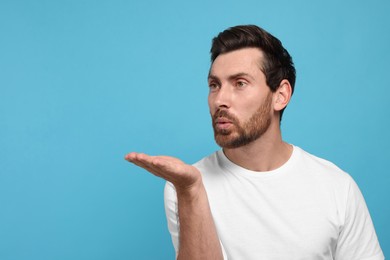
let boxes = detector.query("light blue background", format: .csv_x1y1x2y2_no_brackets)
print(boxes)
1,0,389,259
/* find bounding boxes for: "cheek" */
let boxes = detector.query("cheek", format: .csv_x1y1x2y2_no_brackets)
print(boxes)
239,102,259,120
208,96,215,112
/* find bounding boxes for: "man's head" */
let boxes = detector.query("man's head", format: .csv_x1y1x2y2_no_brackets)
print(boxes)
210,25,296,113
208,25,295,148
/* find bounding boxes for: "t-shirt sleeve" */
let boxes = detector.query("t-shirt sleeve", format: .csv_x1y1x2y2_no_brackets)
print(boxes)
164,181,180,256
164,181,229,259
335,177,384,260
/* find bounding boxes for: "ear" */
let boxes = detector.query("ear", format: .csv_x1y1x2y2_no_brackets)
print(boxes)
273,79,292,112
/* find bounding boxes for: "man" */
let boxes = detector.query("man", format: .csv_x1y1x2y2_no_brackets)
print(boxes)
125,25,384,260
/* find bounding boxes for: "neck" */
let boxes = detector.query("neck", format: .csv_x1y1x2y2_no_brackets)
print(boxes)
222,122,293,172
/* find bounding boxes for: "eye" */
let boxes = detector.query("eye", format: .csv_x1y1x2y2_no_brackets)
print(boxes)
236,80,248,88
208,82,220,92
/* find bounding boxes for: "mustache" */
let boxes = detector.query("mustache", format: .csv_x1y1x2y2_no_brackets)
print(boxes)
212,109,238,124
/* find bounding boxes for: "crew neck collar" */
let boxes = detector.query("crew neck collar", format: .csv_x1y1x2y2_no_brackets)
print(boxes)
216,145,299,179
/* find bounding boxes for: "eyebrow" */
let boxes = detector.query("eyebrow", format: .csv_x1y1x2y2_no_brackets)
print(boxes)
208,72,254,82
207,74,219,82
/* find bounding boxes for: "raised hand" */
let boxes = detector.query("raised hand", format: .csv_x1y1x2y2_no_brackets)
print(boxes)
125,152,223,259
124,152,202,192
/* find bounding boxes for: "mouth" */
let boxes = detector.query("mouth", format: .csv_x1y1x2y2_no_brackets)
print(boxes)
215,117,233,129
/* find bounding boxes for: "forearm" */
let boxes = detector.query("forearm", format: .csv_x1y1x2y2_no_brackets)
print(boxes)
124,153,221,258
176,182,223,260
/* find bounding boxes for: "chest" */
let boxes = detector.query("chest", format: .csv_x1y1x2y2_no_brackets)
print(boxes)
205,176,341,259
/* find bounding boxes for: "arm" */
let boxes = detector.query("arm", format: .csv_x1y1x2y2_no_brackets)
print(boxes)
335,177,384,260
125,152,223,260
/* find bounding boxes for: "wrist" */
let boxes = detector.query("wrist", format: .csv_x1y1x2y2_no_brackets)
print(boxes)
175,179,204,201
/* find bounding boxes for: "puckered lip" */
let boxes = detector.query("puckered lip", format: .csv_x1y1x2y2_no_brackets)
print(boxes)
215,117,233,124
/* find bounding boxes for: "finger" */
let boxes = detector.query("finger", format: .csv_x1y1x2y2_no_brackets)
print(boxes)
130,155,159,173
136,154,181,175
134,157,183,181
150,157,176,172
125,153,192,182
150,157,189,178
130,158,151,170
124,152,137,161
125,152,153,170
126,153,182,167
125,152,152,165
126,153,171,178
155,155,184,165
158,157,188,172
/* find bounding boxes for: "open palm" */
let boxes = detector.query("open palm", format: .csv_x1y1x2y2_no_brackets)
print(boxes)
125,152,201,191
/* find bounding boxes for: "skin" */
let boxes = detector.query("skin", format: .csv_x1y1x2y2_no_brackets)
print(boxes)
208,47,293,171
124,153,222,259
125,47,293,259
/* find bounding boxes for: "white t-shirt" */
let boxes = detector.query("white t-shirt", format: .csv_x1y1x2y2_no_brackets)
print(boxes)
164,146,384,260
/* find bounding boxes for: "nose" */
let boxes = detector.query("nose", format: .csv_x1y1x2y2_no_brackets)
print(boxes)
210,85,232,111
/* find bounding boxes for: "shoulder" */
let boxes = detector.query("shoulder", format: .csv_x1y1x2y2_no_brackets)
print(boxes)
192,151,221,175
294,146,352,182
290,146,358,200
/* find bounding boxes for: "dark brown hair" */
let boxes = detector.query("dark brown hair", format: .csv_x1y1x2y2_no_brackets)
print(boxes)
210,25,296,121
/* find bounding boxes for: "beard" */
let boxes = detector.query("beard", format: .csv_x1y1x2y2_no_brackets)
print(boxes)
212,93,272,149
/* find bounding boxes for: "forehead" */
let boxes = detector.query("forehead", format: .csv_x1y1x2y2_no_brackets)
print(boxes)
209,47,264,78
